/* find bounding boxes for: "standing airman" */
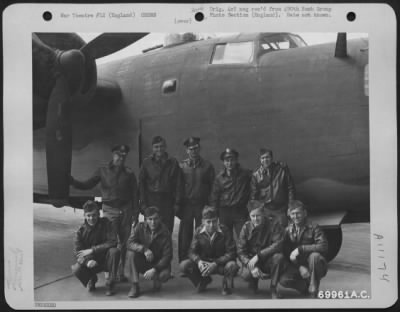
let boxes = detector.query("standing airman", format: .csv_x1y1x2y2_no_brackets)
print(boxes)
178,137,215,263
138,136,182,234
70,144,139,282
210,148,252,240
250,148,295,227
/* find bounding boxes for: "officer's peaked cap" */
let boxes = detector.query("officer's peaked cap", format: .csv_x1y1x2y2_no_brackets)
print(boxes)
184,137,200,147
220,148,239,160
111,144,130,155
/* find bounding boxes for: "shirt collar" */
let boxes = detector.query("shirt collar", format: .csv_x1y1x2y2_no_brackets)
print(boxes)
222,164,240,177
84,219,100,230
289,220,311,231
260,163,273,175
151,152,169,163
200,224,223,235
248,219,269,233
145,222,162,235
108,161,126,171
188,156,202,168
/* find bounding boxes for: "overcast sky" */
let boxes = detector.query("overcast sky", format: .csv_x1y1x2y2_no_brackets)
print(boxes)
79,32,367,64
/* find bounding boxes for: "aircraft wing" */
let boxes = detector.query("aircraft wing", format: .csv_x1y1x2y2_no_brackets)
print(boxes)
308,211,347,228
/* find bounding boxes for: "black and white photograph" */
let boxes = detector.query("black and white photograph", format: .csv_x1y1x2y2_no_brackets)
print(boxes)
3,3,397,309
32,31,371,300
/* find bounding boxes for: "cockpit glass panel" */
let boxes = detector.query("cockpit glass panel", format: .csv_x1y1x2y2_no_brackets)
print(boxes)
260,33,307,52
211,41,254,64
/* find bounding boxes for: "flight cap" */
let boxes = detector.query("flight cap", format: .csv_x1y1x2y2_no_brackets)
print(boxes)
152,136,165,145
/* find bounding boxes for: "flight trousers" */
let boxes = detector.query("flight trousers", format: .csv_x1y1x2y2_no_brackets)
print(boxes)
240,253,287,289
126,250,171,284
218,206,248,241
71,247,120,287
178,201,203,262
145,192,175,235
102,201,136,279
180,259,239,287
279,252,328,294
263,203,289,227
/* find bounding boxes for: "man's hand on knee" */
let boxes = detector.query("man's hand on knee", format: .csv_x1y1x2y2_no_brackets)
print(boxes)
198,260,209,275
77,249,93,258
299,265,310,279
144,249,154,262
202,262,217,276
248,255,259,271
290,248,300,262
251,267,262,279
87,260,98,268
143,268,157,280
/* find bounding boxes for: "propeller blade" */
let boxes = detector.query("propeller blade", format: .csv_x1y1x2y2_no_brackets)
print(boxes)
81,33,148,59
46,75,72,207
32,33,57,59
32,34,58,105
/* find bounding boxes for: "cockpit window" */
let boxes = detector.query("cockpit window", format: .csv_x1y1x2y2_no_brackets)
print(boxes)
260,33,307,52
211,41,254,64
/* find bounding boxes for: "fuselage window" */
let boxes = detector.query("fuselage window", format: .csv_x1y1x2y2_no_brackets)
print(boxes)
211,41,254,64
162,79,177,94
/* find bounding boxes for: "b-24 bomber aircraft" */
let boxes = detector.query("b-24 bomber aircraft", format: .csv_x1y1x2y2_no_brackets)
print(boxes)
33,32,369,261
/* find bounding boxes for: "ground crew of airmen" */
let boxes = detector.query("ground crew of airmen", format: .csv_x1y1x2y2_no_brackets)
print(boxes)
70,136,328,299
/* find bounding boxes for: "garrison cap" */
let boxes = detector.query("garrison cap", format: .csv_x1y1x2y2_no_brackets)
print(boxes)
152,135,165,145
247,200,265,213
220,148,239,160
202,205,218,219
184,137,200,148
83,200,100,213
111,144,130,155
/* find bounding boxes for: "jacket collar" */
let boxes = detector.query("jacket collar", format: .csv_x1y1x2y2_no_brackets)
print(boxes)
199,224,223,235
258,163,275,175
144,222,168,238
151,152,170,164
184,156,203,168
221,164,241,178
108,161,126,171
248,219,270,237
200,224,223,243
83,218,102,230
288,219,312,238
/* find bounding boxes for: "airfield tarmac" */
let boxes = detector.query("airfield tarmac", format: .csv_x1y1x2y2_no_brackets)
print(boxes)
33,204,371,302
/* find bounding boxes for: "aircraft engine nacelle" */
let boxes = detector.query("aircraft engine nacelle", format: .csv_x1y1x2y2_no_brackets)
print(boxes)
33,33,148,207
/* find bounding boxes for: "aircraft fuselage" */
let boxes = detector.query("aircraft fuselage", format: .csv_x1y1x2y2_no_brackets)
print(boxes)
33,34,369,222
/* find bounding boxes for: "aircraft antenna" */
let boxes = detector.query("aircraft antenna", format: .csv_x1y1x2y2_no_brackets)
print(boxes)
335,33,347,58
